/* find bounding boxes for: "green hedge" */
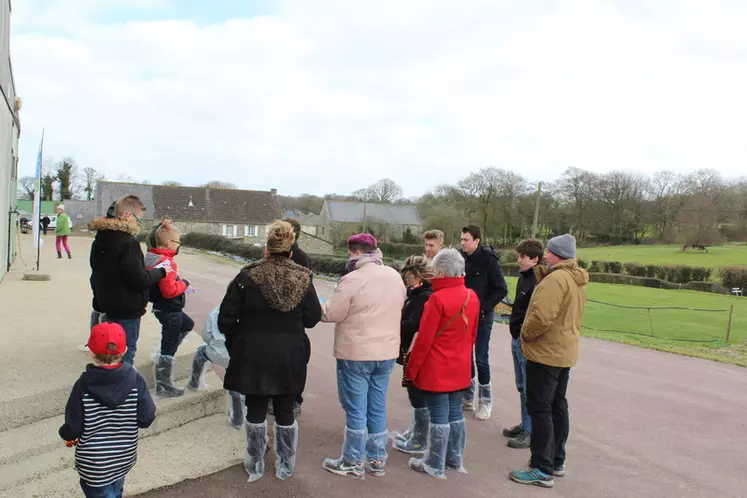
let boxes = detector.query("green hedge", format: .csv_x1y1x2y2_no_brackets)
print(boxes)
376,242,423,259
720,267,747,291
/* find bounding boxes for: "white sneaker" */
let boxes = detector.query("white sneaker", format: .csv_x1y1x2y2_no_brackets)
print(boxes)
78,344,90,352
462,398,476,412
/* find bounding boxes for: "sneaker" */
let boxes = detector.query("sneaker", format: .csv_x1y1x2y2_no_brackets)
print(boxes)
462,397,476,412
553,464,565,477
507,430,531,449
392,437,426,455
78,344,90,352
502,425,522,438
365,460,385,477
322,459,365,479
509,467,554,488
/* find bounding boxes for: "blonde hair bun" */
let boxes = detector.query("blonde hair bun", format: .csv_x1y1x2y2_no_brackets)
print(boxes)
266,220,295,254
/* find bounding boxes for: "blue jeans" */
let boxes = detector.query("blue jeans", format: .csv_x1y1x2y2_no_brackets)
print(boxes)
336,359,395,433
80,478,125,498
153,310,194,357
512,337,531,433
102,316,141,365
471,312,494,384
426,391,465,424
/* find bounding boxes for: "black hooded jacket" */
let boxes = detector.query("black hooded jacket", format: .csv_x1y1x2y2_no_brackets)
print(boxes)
509,266,538,339
88,217,166,319
462,245,509,321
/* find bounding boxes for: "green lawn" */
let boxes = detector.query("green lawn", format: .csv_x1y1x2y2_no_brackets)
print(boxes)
576,244,747,270
504,276,747,367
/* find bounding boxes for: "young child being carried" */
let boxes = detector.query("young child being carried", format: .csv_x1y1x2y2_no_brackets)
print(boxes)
59,323,156,498
187,307,246,429
145,223,194,398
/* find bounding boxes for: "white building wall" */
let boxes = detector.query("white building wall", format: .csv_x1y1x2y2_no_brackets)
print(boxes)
0,0,20,281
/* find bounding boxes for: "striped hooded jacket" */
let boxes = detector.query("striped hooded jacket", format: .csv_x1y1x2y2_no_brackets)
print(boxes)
59,362,156,487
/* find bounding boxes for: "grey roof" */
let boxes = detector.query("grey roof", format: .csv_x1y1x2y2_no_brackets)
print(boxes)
326,201,421,225
298,213,321,226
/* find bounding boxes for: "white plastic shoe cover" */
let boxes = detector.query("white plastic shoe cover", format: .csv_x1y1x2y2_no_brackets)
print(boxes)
275,421,299,480
445,419,467,473
475,383,493,420
244,421,268,482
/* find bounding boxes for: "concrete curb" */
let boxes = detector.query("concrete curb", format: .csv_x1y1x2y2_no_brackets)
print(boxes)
0,373,226,494
0,353,196,433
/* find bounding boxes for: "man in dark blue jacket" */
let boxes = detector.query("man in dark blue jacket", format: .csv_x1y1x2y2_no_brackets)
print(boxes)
460,224,508,421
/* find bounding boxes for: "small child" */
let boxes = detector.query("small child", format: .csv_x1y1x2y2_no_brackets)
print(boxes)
145,223,194,398
59,322,156,498
187,307,246,429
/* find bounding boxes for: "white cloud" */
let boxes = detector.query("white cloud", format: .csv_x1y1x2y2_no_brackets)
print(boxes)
10,0,747,198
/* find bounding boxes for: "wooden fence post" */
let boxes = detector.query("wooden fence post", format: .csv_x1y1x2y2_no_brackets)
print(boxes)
725,305,734,343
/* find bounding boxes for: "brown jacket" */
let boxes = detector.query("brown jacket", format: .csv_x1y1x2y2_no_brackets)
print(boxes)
521,259,588,368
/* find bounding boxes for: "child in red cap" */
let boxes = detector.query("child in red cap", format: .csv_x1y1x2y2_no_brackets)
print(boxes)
59,322,156,497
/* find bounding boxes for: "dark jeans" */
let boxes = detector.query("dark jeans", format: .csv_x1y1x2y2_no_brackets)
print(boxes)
471,312,494,384
525,360,570,475
80,477,125,498
246,394,295,426
407,385,427,409
102,316,141,365
425,391,464,424
154,311,194,357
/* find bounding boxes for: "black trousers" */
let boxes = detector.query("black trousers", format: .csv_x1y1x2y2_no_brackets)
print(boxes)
407,385,427,409
246,395,295,426
525,360,570,475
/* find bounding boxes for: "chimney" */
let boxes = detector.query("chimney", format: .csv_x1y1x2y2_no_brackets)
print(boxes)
270,188,277,197
205,186,211,201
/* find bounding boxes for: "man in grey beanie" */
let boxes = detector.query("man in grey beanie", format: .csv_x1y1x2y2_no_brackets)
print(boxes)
509,234,588,489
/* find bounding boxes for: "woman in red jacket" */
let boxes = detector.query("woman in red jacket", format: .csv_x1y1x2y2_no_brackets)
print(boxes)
405,248,480,479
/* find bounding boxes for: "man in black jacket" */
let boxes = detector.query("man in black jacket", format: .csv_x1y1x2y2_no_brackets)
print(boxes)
283,217,312,415
503,238,543,449
88,195,169,365
460,224,508,421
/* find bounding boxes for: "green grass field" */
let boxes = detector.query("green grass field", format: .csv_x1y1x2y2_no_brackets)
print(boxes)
504,276,747,367
577,244,747,270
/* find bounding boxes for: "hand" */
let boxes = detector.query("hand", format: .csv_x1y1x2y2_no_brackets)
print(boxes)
65,439,78,447
182,278,190,287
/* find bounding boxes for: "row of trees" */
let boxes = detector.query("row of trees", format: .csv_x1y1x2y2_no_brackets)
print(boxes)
419,167,747,247
18,158,105,202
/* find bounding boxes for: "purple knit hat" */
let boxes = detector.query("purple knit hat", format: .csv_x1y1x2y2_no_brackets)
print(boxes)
347,233,377,249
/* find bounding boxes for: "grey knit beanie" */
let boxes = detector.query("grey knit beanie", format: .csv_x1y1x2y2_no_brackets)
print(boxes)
546,234,576,260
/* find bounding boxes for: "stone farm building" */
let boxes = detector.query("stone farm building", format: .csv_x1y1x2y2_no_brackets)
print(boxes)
95,181,282,245
319,200,422,245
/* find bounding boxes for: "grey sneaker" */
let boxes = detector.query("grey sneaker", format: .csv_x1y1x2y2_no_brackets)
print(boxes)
553,464,565,477
365,459,385,477
507,430,531,449
502,425,522,438
322,458,365,479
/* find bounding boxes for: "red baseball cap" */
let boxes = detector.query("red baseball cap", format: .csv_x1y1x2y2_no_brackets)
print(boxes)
88,323,127,356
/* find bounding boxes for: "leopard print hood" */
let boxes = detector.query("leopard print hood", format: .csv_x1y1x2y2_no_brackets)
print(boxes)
246,257,312,312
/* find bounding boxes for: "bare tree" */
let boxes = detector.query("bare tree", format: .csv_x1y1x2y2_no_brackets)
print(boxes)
557,167,597,241
677,195,721,247
83,167,105,201
162,181,183,187
18,176,36,200
359,178,403,203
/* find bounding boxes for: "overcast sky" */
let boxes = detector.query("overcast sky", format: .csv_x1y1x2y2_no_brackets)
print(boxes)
11,0,747,198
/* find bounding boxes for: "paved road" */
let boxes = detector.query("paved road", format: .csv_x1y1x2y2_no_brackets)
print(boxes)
140,249,747,498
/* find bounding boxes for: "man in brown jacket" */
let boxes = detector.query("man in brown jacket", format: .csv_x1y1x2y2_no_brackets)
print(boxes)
509,234,588,489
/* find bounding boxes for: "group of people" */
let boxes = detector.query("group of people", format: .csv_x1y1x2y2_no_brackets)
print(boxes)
59,193,588,497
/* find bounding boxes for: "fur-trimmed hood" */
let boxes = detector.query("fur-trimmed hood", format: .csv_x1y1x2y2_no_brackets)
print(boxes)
88,217,141,236
246,257,312,312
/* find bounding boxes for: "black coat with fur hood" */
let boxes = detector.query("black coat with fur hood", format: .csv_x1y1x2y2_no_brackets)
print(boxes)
88,217,166,319
219,257,322,396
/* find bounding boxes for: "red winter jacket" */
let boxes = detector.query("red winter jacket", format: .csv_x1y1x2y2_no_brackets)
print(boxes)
406,277,479,393
145,248,188,311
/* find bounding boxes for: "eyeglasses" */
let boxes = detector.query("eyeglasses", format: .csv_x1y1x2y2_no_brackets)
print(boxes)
131,212,142,225
170,240,182,246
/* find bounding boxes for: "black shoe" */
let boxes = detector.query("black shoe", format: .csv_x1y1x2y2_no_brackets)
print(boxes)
507,430,531,449
502,425,522,438
56,252,62,259
67,253,72,259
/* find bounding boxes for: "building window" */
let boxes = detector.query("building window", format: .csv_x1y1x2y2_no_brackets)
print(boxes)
222,224,237,237
245,225,258,237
